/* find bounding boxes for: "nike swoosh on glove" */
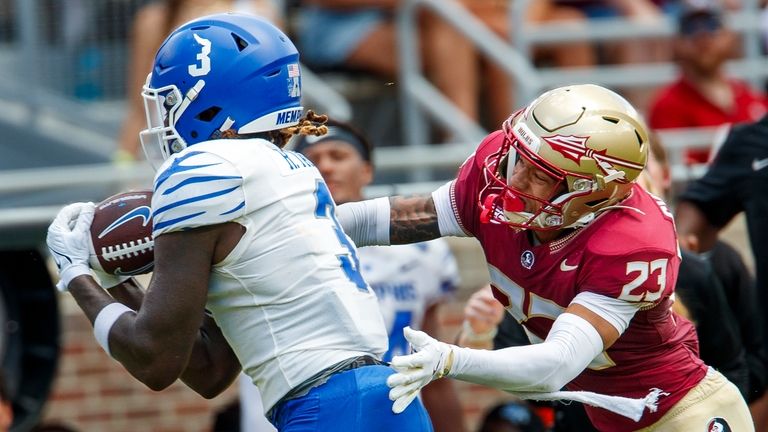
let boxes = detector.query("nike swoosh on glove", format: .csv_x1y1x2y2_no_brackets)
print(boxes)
386,326,455,414
47,202,95,291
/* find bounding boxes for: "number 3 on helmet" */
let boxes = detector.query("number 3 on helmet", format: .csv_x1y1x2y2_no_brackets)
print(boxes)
481,84,650,231
140,13,303,164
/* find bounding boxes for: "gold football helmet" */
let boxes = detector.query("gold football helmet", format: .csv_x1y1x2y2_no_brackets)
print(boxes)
480,84,649,231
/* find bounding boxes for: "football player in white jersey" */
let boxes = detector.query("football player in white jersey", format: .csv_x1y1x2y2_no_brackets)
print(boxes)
45,13,433,431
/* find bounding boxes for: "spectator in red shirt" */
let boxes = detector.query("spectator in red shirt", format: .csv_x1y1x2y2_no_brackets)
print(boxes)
648,1,768,164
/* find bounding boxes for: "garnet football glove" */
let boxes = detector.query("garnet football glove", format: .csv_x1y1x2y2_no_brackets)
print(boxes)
386,327,455,414
47,202,95,292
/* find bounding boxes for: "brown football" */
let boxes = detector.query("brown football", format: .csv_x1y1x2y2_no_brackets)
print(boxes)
88,190,154,276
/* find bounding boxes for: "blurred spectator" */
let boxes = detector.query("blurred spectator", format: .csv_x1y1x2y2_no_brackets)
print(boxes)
708,240,768,403
674,250,749,395
295,0,594,131
457,0,596,127
116,0,283,162
648,1,768,164
555,0,676,111
0,371,11,432
675,113,768,427
641,133,765,402
478,400,546,432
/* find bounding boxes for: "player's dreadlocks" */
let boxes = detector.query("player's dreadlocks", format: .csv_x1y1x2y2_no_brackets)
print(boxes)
218,110,329,147
274,110,329,147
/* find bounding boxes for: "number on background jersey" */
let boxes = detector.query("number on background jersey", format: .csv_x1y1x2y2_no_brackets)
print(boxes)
384,311,413,362
314,181,369,292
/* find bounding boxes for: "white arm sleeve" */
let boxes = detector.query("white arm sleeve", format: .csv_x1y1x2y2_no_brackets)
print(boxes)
431,181,468,237
449,313,603,393
336,197,391,247
570,291,643,336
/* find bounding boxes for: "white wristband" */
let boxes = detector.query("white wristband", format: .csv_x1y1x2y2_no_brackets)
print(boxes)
93,303,133,357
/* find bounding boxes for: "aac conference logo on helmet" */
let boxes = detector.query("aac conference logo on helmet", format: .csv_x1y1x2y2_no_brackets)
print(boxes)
706,417,731,432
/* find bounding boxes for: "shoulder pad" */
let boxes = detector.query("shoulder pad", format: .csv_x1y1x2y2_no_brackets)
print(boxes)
152,150,245,236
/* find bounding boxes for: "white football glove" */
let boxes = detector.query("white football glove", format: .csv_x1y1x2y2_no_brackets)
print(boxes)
92,269,130,289
47,202,95,292
386,327,455,414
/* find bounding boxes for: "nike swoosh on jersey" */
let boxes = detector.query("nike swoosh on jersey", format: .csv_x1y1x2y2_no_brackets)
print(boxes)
752,157,768,172
560,259,578,272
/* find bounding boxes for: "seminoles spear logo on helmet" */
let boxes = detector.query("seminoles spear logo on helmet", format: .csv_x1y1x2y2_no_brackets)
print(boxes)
543,134,645,177
479,84,649,231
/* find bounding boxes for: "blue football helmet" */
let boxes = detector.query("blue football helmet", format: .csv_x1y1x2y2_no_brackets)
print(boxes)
140,13,303,162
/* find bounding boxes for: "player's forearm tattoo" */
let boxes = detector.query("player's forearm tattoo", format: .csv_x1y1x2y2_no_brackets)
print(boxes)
389,195,441,244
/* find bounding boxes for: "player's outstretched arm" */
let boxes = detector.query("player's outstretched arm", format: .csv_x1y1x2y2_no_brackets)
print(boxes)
389,195,441,244
337,193,441,246
386,298,629,413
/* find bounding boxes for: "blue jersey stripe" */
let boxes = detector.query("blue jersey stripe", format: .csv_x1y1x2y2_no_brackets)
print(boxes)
163,175,242,195
154,151,220,190
153,185,241,217
154,211,206,232
221,201,245,216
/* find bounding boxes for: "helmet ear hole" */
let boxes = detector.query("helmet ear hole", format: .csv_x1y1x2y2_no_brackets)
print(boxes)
232,33,249,51
197,106,222,122
634,130,644,146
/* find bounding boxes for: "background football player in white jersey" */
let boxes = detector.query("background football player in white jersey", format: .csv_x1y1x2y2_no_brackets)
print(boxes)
45,13,433,432
238,119,467,431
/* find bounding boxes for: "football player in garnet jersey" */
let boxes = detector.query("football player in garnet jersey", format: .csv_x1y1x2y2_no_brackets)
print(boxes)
44,13,433,431
337,84,753,431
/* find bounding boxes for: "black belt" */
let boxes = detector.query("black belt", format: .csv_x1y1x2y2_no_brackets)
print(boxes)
266,355,386,422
